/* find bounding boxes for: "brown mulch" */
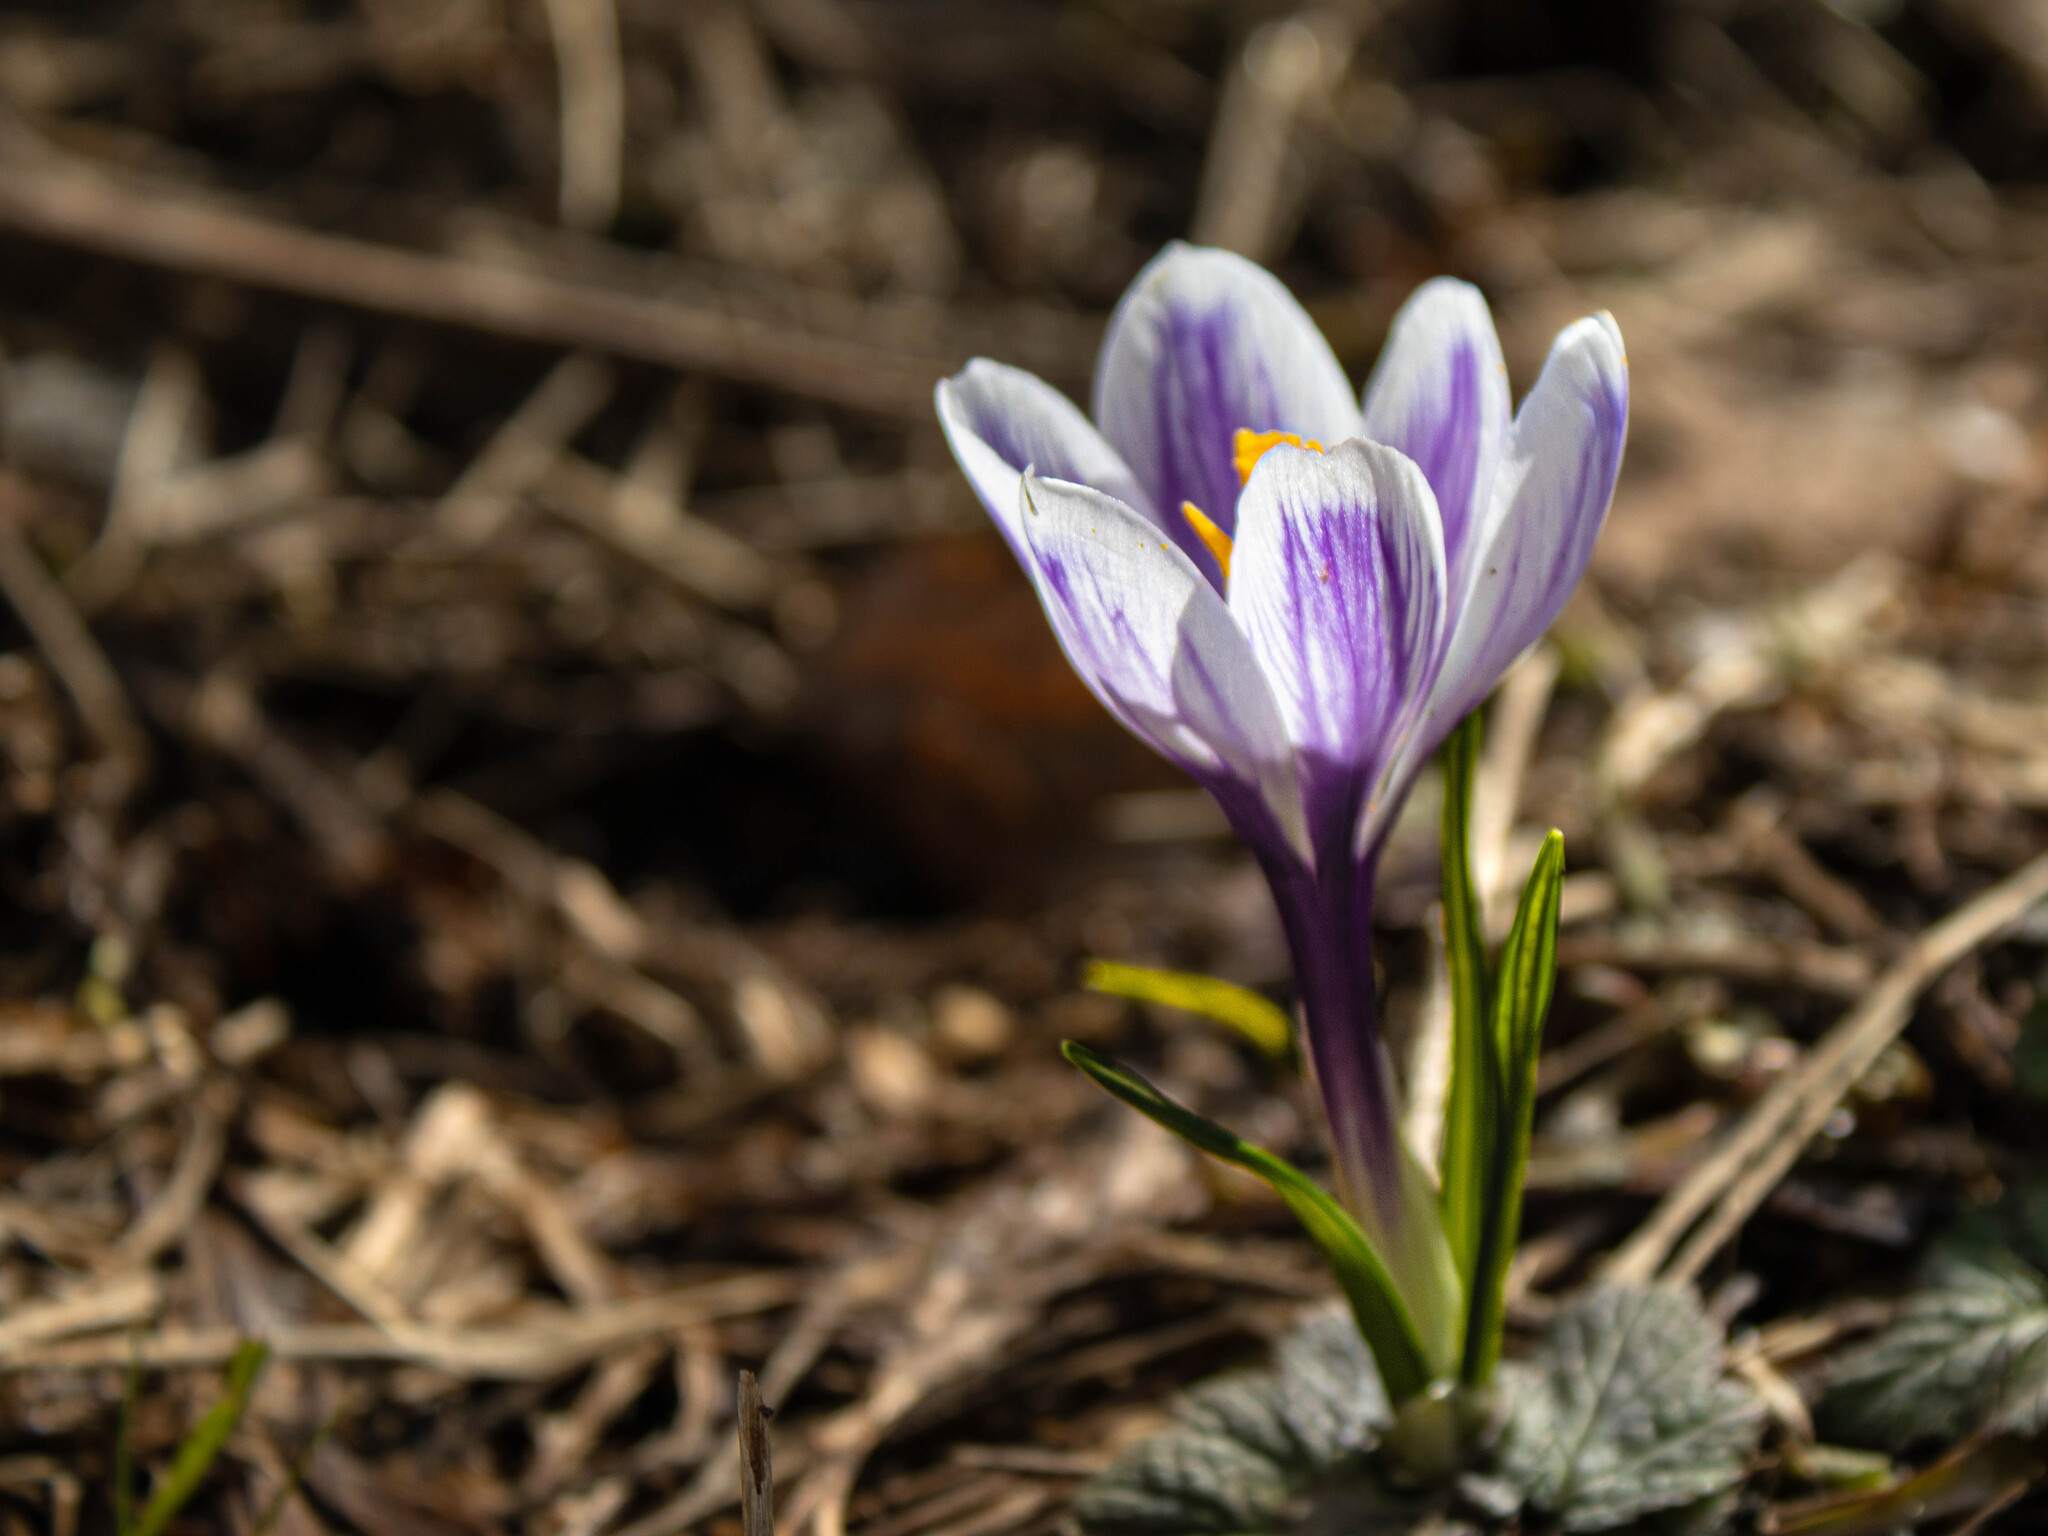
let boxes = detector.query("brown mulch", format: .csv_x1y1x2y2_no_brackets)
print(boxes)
4,2,2048,1534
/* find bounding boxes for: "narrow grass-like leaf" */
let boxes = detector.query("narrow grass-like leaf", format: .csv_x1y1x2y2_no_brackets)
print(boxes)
126,1339,268,1536
1462,832,1564,1388
1083,960,1293,1059
1436,713,1491,1306
1062,1042,1432,1402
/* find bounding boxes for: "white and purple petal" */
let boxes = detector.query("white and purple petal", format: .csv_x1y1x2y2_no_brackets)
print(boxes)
1359,277,1510,595
1015,471,1309,863
1421,312,1628,752
1227,440,1447,862
1092,243,1360,570
936,360,1156,562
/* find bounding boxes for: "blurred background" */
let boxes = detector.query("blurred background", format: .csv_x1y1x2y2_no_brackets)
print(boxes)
5,0,2048,1532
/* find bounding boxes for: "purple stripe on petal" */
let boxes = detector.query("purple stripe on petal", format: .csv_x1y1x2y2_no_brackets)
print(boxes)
1093,244,1360,570
1360,278,1510,597
1418,313,1628,754
1222,438,1460,1328
1016,472,1309,862
1227,440,1447,865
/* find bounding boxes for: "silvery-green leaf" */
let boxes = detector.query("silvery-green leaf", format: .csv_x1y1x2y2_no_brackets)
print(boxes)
1267,1307,1390,1466
1179,1373,1325,1475
1823,1247,2048,1451
1074,1307,1403,1536
1493,1284,1762,1532
1455,1469,1521,1520
1077,1420,1298,1536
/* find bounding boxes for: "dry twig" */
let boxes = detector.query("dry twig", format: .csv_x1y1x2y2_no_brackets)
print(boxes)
0,126,946,416
0,476,148,775
541,0,626,233
1605,849,2048,1285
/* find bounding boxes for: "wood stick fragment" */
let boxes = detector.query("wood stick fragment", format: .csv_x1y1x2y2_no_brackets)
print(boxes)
182,671,389,885
435,352,613,545
1731,791,1886,945
105,1077,234,1273
0,127,947,416
0,1271,158,1355
541,0,625,233
411,789,646,962
0,478,148,775
913,1482,1052,1536
1604,848,2048,1285
68,345,203,610
231,1173,419,1334
525,1339,666,1498
0,1272,802,1377
1555,929,1872,998
538,453,779,612
738,1369,774,1536
1190,13,1350,261
1596,555,1900,803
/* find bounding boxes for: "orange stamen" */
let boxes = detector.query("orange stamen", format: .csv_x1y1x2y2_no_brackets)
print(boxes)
1181,502,1234,581
1233,428,1324,485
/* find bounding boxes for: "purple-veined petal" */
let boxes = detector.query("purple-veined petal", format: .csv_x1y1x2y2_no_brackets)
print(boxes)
1092,243,1360,570
1359,277,1510,595
1420,312,1628,752
1227,440,1447,863
1016,472,1309,863
936,360,1156,562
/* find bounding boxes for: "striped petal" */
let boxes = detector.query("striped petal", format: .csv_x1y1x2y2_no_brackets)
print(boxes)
936,360,1156,562
1421,313,1628,751
1226,440,1447,865
1092,243,1360,575
1359,277,1510,597
1017,472,1308,863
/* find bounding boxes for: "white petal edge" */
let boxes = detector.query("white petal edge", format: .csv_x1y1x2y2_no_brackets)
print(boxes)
1418,311,1629,766
1091,242,1362,541
1359,277,1511,595
936,360,1155,561
1016,471,1309,864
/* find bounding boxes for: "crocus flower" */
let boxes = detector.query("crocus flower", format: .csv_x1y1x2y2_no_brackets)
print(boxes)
936,242,1626,1370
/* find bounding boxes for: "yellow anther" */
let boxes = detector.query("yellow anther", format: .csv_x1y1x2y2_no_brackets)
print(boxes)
1233,429,1324,486
1181,502,1234,581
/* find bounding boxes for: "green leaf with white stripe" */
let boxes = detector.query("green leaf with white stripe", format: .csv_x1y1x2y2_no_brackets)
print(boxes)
1462,831,1564,1387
